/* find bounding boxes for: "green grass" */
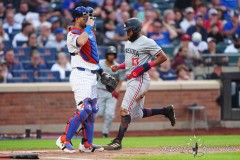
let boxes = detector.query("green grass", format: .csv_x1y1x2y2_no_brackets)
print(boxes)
117,152,240,160
0,135,239,150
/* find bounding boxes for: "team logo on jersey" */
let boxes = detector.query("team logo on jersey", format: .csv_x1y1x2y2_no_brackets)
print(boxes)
125,48,139,57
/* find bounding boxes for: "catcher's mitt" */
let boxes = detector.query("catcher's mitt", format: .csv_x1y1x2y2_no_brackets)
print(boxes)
100,72,118,93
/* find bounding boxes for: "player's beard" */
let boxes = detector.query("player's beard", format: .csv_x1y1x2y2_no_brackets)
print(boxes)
79,23,86,29
129,32,140,42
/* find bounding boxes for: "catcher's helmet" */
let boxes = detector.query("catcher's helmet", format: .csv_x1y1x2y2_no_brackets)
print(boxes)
72,6,87,22
105,46,117,58
123,18,142,33
86,7,94,17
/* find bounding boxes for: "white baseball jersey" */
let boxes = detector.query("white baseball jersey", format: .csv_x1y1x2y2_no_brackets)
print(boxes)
124,35,162,75
67,27,99,108
67,27,99,70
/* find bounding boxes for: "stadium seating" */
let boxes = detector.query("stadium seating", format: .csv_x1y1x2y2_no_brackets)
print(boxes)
60,78,69,82
38,47,57,59
61,47,71,61
16,41,28,47
14,55,24,62
34,77,59,82
65,70,71,78
3,41,12,50
39,55,46,65
12,70,34,82
21,61,31,70
45,60,56,69
14,47,31,61
7,77,32,83
38,70,60,82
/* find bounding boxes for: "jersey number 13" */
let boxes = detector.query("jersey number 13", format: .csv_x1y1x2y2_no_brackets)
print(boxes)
132,58,139,66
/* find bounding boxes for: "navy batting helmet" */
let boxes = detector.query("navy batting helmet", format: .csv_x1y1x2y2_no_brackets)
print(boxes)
105,46,117,58
123,18,142,33
71,6,87,22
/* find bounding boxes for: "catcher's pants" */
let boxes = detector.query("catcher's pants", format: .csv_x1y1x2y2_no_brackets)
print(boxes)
70,68,98,109
122,73,150,119
97,89,117,134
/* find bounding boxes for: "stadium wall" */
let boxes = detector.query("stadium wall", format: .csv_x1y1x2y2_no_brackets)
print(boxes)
0,81,222,134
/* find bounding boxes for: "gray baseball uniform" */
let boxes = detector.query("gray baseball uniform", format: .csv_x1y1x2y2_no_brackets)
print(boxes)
97,59,125,134
122,35,162,119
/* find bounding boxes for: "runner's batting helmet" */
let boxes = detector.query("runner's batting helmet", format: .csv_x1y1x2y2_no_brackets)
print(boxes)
105,46,117,58
72,6,87,22
123,18,142,33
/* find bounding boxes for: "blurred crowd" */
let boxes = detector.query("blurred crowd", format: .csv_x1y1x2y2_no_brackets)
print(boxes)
0,0,240,83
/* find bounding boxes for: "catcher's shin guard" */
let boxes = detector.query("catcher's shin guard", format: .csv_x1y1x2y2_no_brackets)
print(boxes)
81,117,95,148
65,98,92,141
65,110,81,141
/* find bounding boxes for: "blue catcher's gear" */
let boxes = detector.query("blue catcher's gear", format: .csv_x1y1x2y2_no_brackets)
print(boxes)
64,98,92,141
86,7,95,17
72,6,87,22
81,98,98,147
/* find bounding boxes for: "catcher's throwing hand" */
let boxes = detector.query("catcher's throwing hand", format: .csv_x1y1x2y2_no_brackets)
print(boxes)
111,65,119,72
100,72,118,93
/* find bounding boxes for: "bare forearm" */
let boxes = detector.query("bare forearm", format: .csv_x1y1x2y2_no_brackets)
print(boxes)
116,81,123,91
153,50,167,66
77,32,89,46
77,25,93,46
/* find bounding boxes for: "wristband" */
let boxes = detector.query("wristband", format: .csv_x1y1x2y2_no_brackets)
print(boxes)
149,61,155,67
118,63,126,69
84,25,93,35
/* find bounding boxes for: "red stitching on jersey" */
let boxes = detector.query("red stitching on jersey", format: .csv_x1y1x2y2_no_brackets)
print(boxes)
127,76,143,113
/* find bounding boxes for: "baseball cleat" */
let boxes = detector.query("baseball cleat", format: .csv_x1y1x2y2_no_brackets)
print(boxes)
79,143,104,152
103,139,122,150
56,136,76,153
164,105,176,126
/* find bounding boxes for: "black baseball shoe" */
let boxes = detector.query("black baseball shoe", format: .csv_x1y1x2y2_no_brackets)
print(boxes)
103,139,122,150
163,105,176,126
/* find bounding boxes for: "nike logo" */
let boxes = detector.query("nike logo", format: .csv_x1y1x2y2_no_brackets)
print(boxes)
89,35,93,38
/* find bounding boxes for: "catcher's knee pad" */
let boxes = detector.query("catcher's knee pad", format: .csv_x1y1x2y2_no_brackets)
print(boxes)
91,98,99,113
77,98,92,122
80,98,92,114
88,112,96,122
